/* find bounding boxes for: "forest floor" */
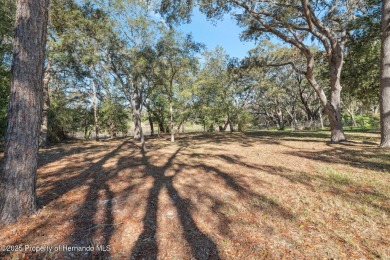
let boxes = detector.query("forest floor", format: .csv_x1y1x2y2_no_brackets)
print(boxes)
0,130,389,259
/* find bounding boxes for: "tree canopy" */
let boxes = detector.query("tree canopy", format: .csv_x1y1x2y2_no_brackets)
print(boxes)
0,0,385,144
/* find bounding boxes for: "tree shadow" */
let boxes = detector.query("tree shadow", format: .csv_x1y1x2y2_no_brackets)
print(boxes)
37,141,130,207
129,147,221,260
43,141,132,259
285,145,390,172
8,131,388,258
213,153,390,215
60,141,129,258
1,140,133,259
38,142,106,168
125,144,295,259
192,162,295,220
172,131,332,149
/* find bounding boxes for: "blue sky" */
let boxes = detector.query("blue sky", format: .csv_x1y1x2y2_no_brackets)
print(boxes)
178,8,257,59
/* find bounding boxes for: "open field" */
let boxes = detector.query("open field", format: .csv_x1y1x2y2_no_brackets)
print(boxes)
0,131,389,259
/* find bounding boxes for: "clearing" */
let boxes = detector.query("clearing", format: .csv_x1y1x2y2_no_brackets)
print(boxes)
0,131,389,259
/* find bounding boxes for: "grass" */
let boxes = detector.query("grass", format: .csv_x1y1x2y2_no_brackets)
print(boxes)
0,130,389,259
320,167,352,185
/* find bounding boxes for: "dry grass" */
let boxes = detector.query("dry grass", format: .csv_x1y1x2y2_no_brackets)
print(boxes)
0,130,389,259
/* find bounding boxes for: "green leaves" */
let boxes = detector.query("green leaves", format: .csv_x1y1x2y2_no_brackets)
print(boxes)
0,0,14,138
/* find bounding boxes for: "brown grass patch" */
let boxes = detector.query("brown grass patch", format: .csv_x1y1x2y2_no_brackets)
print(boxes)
0,131,389,259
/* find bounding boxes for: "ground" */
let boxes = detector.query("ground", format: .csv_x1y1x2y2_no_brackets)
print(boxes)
0,130,389,259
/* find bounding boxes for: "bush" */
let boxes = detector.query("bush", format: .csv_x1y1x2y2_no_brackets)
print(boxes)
343,113,380,130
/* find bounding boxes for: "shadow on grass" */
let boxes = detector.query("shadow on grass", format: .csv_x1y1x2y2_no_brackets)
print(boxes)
38,140,144,258
172,130,333,149
3,130,387,258
213,153,390,215
0,140,135,259
128,147,221,260
38,143,106,168
286,144,390,172
173,131,387,173
65,141,129,259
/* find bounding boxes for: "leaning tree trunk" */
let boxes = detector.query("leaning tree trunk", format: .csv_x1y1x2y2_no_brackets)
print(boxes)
380,0,390,147
229,120,234,132
223,119,229,131
39,60,51,147
306,54,346,142
0,0,50,224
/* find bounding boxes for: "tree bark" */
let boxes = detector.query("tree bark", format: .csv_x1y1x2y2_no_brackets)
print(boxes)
327,44,346,141
170,101,174,142
0,0,50,224
298,83,316,121
306,55,346,142
177,121,183,132
276,109,284,130
229,120,234,132
92,80,99,141
158,121,165,134
39,60,51,147
223,119,229,131
132,91,143,141
287,110,298,131
131,88,146,150
380,0,390,147
319,108,324,129
346,107,357,128
148,113,154,136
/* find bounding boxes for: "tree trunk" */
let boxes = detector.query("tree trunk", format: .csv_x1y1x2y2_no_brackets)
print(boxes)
132,91,143,141
328,46,346,142
0,0,49,224
380,0,390,147
373,105,379,114
346,107,357,128
229,120,234,132
140,121,146,151
238,122,243,132
84,117,89,140
298,86,316,122
148,113,154,136
110,124,117,138
177,121,183,132
158,121,164,135
92,80,99,141
131,90,146,150
319,108,324,129
170,101,174,142
306,55,346,142
223,121,229,131
287,111,297,131
39,60,51,147
276,110,284,130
